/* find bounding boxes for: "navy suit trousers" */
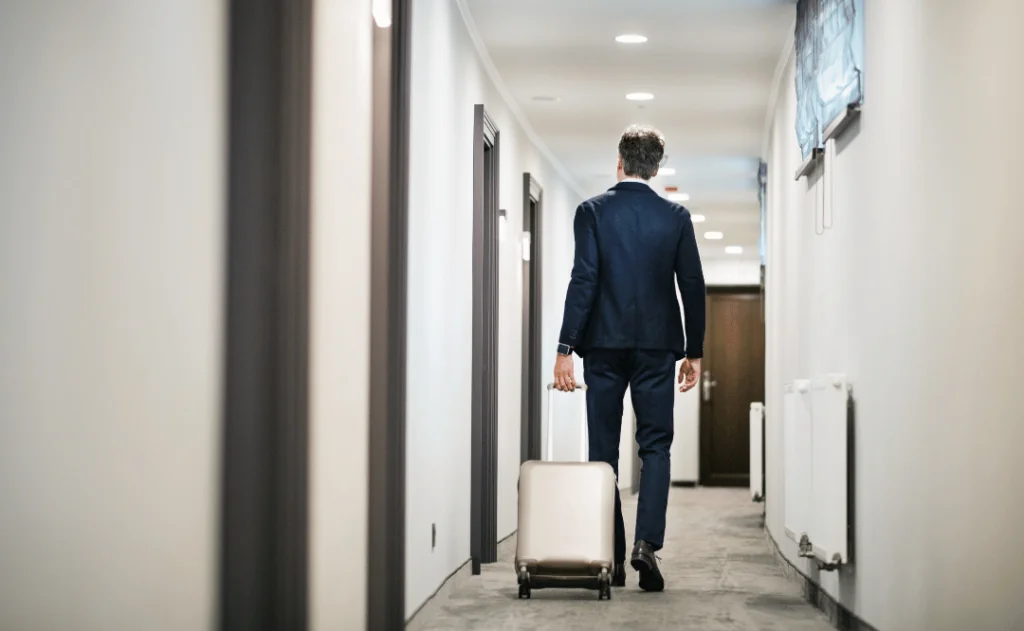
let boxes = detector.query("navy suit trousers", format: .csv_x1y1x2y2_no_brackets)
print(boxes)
584,348,675,563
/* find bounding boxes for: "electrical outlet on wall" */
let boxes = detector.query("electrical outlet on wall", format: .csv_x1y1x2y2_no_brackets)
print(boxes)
432,523,436,550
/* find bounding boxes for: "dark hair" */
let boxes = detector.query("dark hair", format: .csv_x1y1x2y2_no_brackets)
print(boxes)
618,125,665,180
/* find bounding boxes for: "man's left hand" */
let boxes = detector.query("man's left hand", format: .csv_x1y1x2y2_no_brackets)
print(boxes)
679,358,701,393
554,354,577,392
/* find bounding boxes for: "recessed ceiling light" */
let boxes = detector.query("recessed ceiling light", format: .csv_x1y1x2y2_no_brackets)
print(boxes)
531,95,560,102
657,167,676,176
691,214,706,223
626,92,654,101
725,246,744,255
615,34,648,44
704,231,724,240
667,192,690,202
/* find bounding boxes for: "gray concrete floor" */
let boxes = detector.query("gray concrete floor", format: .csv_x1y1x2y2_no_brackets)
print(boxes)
414,487,832,630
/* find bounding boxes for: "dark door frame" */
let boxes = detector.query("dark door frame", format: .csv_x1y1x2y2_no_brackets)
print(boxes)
698,285,763,487
520,174,543,463
471,104,500,575
220,0,313,629
367,1,413,629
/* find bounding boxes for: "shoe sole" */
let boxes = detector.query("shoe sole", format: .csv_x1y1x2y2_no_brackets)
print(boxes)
630,557,665,592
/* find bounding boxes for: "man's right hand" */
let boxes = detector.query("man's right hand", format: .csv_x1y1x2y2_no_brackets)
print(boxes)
554,354,577,392
679,358,700,393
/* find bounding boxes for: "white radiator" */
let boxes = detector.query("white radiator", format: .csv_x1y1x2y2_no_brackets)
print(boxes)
810,375,849,566
749,402,764,501
783,381,813,551
782,375,850,568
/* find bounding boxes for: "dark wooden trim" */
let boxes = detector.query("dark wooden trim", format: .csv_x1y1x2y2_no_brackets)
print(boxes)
367,0,412,628
471,104,500,575
220,0,313,628
520,174,543,463
707,285,761,295
671,481,697,488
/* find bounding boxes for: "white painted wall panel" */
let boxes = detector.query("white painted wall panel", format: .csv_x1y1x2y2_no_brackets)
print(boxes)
0,3,225,628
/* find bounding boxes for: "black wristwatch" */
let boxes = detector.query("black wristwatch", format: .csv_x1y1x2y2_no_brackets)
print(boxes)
556,343,573,356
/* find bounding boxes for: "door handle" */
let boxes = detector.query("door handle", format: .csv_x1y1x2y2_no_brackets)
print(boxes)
702,370,718,402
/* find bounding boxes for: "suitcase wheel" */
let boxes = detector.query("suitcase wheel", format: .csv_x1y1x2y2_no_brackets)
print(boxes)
598,569,612,601
517,568,531,600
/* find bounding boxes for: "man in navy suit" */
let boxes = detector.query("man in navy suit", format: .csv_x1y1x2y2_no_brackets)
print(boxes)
554,125,706,592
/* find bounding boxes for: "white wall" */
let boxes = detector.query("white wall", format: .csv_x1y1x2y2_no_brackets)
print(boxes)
703,257,761,286
308,0,374,629
0,2,224,629
405,0,583,615
763,3,1024,629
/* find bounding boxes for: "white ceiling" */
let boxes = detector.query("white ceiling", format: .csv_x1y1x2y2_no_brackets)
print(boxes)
463,0,795,259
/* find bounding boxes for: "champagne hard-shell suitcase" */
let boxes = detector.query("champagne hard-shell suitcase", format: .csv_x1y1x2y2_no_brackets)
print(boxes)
515,383,616,600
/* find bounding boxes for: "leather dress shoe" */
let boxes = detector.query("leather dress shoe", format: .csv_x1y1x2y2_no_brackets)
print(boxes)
630,540,665,592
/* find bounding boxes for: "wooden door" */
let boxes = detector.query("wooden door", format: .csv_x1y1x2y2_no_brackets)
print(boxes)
699,287,765,487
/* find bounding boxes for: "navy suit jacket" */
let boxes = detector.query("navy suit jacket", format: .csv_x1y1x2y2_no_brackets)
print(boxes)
558,181,706,360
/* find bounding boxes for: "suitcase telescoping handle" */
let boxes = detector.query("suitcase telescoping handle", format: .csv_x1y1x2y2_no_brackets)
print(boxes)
545,383,589,463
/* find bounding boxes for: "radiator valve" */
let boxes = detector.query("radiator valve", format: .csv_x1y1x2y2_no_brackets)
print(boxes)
798,534,813,557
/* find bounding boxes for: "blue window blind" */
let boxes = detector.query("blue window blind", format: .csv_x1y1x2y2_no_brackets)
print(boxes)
795,0,865,159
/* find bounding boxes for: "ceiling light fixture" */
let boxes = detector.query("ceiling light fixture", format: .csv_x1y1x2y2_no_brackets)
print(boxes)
531,95,560,102
704,231,724,240
626,92,654,101
725,246,744,255
615,34,648,44
691,214,706,223
657,167,676,176
667,192,690,202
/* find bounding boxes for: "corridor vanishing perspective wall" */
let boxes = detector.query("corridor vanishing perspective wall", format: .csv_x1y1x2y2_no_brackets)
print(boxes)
404,0,583,616
763,3,1024,629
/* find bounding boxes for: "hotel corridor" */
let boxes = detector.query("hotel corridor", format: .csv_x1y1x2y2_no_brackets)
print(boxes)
3,1,1024,630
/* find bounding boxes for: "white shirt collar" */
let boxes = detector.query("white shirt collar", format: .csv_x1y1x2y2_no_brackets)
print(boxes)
620,177,651,188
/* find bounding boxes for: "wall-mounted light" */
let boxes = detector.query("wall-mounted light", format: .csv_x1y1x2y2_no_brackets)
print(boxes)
522,232,532,262
498,209,507,241
372,0,392,28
